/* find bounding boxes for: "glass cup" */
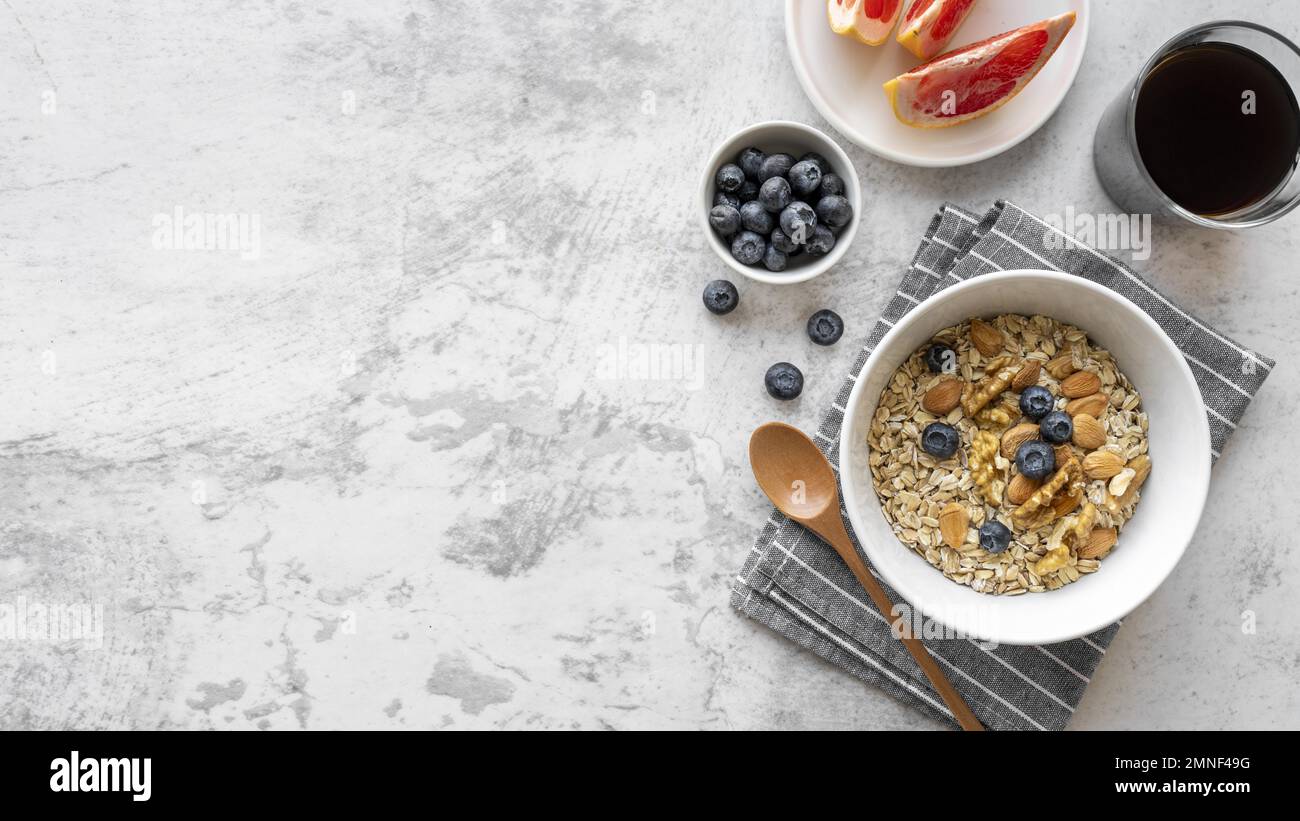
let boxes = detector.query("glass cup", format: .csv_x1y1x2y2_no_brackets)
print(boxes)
1093,21,1300,229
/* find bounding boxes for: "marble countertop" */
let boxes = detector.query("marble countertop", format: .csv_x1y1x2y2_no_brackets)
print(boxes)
2,0,1296,730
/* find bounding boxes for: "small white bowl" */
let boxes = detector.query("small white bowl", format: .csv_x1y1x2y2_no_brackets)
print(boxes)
698,120,861,285
838,271,1211,646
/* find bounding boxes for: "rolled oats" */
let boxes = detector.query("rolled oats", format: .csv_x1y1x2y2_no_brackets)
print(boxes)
867,315,1152,595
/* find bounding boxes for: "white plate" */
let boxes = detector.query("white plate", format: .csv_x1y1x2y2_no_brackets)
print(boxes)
785,0,1091,167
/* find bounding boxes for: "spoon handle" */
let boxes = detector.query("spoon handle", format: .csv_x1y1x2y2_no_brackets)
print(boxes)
811,509,985,731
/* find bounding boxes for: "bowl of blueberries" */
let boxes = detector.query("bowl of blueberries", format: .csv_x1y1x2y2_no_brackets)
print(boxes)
699,120,860,284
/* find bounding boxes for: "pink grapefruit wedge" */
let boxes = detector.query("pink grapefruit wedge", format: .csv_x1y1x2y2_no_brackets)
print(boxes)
883,11,1077,128
828,0,904,47
896,0,978,60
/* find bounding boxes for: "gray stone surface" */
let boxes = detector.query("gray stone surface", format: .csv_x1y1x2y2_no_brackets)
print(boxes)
0,0,1296,730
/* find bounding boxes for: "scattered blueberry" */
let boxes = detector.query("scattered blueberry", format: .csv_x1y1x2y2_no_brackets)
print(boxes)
924,343,955,373
714,190,741,209
1019,385,1055,421
798,151,831,174
765,362,803,400
1015,440,1055,481
739,201,774,234
715,163,744,193
737,147,766,179
758,153,795,182
787,159,823,196
763,244,787,272
738,178,759,203
815,194,853,229
702,280,739,315
770,228,799,254
779,201,817,243
708,204,740,236
921,422,960,459
758,176,792,213
818,173,845,199
1039,410,1073,444
730,230,765,266
805,224,836,256
978,520,1012,554
806,309,844,346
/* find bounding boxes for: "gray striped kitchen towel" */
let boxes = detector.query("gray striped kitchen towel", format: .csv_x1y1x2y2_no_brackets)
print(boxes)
730,200,1274,730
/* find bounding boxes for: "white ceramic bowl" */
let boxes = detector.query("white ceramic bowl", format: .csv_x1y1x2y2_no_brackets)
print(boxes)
839,271,1211,645
785,0,1090,167
698,120,861,285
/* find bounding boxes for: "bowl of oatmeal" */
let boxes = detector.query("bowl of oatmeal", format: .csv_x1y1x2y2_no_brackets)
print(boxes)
839,270,1210,645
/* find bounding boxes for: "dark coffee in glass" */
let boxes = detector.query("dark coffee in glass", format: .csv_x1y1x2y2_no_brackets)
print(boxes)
1135,43,1300,217
1094,22,1300,228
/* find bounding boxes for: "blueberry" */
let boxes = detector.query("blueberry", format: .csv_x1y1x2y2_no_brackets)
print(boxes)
1015,440,1055,481
978,520,1012,554
758,176,792,213
798,151,831,174
715,163,744,193
702,280,739,315
805,224,836,256
758,153,795,182
765,362,803,400
770,228,799,254
737,147,766,180
815,195,853,229
787,160,823,196
739,200,774,234
714,190,741,209
779,202,817,244
925,343,956,374
708,205,740,236
921,422,960,459
806,309,844,346
818,173,845,198
730,230,765,266
1039,410,1073,444
762,244,787,272
1018,385,1054,420
738,178,759,203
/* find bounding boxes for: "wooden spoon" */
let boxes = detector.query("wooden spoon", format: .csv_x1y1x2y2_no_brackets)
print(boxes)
748,421,984,731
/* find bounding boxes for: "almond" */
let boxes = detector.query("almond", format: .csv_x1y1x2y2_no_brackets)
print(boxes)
969,318,1004,357
1059,370,1101,398
1077,527,1118,560
1000,422,1040,459
1082,450,1125,479
1011,359,1041,392
1006,473,1040,505
938,502,969,549
1045,354,1077,380
1118,454,1151,506
1065,392,1109,418
921,378,963,414
1071,413,1106,450
1052,443,1074,466
1052,490,1082,517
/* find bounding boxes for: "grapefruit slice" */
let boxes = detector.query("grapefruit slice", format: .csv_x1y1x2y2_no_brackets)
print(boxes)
896,0,978,60
828,0,904,47
883,11,1077,128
